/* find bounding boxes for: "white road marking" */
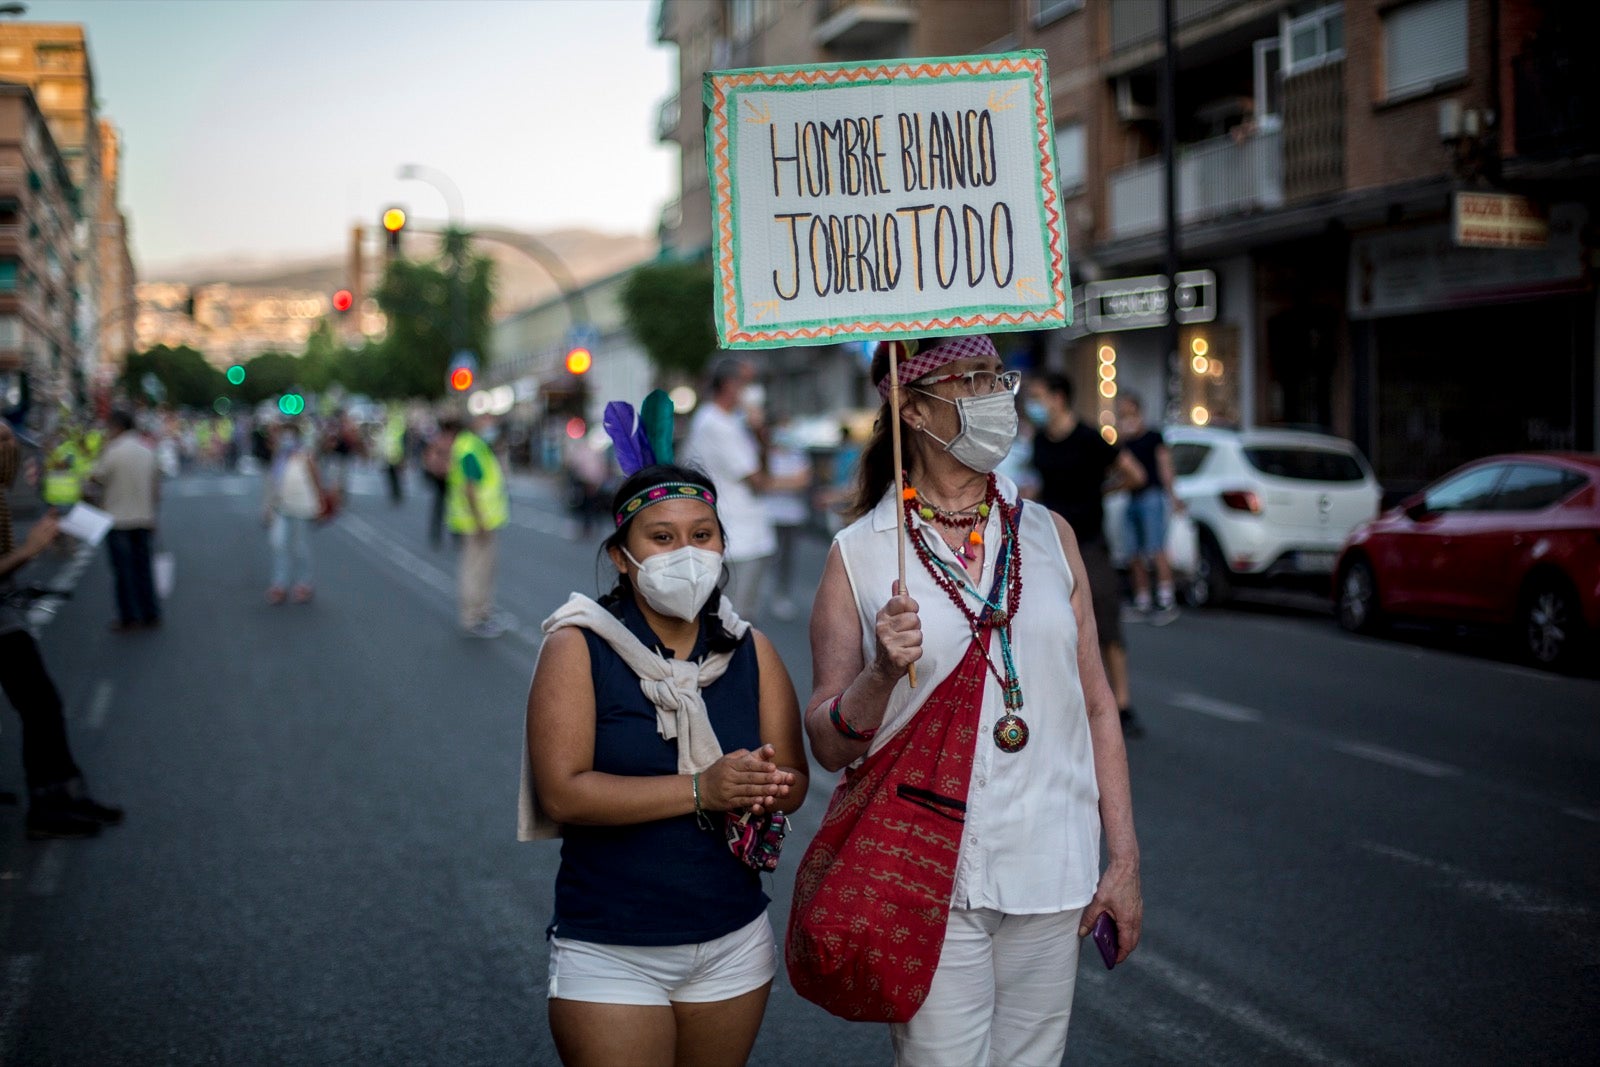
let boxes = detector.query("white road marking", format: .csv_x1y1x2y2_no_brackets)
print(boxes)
27,843,64,897
0,954,38,1065
1332,741,1461,778
1134,949,1353,1066
1561,806,1600,823
84,680,113,731
1357,840,1593,922
338,514,456,599
1168,693,1263,723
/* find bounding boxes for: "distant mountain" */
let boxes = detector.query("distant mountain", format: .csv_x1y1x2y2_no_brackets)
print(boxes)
141,227,657,319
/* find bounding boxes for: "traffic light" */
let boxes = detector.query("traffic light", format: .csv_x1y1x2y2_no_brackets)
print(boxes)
382,206,407,258
332,289,354,314
564,346,592,376
447,351,478,393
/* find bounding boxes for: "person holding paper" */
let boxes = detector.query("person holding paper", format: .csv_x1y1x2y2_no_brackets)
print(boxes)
0,421,124,839
89,410,161,632
792,336,1141,1066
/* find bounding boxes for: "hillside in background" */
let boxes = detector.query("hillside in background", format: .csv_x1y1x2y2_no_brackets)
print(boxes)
141,227,657,319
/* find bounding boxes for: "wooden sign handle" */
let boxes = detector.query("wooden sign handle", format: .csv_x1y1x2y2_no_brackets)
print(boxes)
887,340,917,689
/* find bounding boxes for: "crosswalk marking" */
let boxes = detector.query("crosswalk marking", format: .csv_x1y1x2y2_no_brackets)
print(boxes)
1332,741,1461,779
1168,693,1263,723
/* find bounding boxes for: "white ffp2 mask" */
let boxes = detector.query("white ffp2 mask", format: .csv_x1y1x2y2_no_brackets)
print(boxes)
623,545,724,621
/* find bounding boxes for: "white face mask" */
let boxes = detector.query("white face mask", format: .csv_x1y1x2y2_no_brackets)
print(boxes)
623,545,724,621
915,389,1019,474
740,383,766,412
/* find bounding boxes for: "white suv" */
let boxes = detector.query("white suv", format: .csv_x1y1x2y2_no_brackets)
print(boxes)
1165,427,1381,605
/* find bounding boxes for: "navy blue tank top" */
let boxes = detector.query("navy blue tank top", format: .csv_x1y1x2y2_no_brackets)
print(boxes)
551,596,768,946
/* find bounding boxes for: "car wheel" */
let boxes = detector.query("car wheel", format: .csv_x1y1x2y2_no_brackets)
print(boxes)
1518,577,1585,669
1337,557,1382,634
1185,529,1232,607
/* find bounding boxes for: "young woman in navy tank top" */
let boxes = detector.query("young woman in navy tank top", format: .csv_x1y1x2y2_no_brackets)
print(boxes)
527,462,810,1067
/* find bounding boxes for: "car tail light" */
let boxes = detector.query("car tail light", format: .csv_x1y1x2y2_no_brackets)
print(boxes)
1221,490,1262,514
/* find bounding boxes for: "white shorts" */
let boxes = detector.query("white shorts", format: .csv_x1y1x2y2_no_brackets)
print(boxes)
547,913,776,1006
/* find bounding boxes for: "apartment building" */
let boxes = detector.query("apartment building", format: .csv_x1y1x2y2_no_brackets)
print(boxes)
0,82,79,427
135,283,334,368
655,0,1597,490
0,23,105,386
97,119,137,373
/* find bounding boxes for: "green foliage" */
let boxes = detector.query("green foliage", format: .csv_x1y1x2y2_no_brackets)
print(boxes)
234,351,301,405
371,228,494,398
619,259,718,378
118,345,225,409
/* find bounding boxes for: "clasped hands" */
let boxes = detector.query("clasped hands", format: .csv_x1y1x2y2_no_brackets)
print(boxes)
698,744,794,816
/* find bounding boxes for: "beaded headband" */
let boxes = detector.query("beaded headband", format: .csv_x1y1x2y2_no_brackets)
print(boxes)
875,335,998,402
614,481,717,528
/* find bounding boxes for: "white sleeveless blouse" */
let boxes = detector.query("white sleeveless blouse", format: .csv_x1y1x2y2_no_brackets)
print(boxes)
834,475,1100,913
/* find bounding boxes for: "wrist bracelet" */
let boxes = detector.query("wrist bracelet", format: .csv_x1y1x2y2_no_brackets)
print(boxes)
692,771,713,830
827,695,878,742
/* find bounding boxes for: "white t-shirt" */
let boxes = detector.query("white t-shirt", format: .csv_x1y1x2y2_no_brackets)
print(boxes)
92,434,160,529
681,403,774,562
834,475,1101,913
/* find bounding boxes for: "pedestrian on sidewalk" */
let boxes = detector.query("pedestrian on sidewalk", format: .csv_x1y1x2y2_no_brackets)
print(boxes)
88,409,162,632
521,451,809,1067
1117,392,1184,613
793,338,1140,1064
1026,373,1149,737
681,358,775,622
262,420,325,604
0,421,125,840
441,414,510,638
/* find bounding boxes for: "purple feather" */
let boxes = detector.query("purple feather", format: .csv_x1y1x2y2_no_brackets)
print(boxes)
602,401,655,476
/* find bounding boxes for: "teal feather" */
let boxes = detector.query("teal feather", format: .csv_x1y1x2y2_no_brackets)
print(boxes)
640,389,675,466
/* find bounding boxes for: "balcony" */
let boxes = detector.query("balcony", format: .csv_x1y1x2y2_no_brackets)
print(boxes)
814,0,915,51
656,94,680,144
1106,126,1283,241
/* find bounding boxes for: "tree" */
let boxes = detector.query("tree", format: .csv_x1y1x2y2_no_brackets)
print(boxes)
236,351,302,406
618,259,718,378
118,345,225,409
371,228,494,398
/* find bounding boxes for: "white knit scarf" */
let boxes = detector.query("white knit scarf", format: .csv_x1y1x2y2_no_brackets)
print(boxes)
517,593,750,841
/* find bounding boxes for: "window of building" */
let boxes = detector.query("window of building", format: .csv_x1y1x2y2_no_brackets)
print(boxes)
1282,4,1343,75
0,260,17,292
0,315,19,348
1033,0,1084,26
0,46,21,65
1382,0,1468,100
1054,121,1085,194
33,45,75,71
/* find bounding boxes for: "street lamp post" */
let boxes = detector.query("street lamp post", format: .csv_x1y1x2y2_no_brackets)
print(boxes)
397,163,469,365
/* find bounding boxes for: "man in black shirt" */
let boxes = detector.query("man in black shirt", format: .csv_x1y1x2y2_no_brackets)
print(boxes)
1026,373,1148,737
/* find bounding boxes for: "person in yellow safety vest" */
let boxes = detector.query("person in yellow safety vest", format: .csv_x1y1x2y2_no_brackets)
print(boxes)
444,413,509,638
42,433,83,508
383,409,407,505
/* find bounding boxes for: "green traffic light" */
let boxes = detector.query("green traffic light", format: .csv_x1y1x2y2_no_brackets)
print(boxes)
278,393,305,416
227,365,246,385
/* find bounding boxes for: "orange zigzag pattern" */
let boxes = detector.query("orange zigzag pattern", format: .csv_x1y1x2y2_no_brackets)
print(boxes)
711,56,1067,340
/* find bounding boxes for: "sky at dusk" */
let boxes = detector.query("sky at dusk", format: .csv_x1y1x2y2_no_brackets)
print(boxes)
27,0,678,272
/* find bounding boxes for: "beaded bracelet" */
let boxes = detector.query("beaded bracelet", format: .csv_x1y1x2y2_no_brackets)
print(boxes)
827,695,878,742
691,771,713,830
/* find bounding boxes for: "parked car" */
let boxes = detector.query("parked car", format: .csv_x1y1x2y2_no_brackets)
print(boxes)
1165,427,1382,605
1334,452,1600,669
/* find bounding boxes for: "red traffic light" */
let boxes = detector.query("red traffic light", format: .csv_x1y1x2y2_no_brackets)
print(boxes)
449,367,475,392
564,347,592,375
332,289,354,313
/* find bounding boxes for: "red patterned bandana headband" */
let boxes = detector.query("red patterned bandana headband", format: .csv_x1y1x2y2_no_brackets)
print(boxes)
875,335,999,402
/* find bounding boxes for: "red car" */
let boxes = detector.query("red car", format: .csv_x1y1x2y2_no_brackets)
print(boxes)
1334,453,1600,668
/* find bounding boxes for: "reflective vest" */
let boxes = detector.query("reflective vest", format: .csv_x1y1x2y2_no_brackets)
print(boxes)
43,442,81,505
384,413,406,464
446,431,508,533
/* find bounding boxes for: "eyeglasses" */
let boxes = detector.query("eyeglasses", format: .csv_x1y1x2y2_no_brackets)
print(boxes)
913,369,1022,397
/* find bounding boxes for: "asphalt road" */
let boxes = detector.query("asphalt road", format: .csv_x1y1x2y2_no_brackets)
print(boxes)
1,465,1595,1065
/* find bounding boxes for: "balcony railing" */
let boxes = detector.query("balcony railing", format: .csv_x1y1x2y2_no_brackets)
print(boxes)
656,94,680,144
1106,127,1283,240
814,0,916,50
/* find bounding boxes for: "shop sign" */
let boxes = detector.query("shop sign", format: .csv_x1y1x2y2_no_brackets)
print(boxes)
1351,203,1588,319
1453,192,1549,249
703,50,1071,349
1083,269,1216,332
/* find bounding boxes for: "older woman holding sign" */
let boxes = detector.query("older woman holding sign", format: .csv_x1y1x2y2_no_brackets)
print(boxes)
787,334,1141,1065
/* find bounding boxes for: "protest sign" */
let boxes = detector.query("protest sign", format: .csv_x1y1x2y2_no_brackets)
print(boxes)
704,51,1071,349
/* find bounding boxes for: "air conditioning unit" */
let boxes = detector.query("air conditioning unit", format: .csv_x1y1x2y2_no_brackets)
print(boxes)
1116,76,1157,123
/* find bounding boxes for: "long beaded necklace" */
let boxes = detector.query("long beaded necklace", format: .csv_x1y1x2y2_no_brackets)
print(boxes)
903,477,1000,564
902,480,1030,753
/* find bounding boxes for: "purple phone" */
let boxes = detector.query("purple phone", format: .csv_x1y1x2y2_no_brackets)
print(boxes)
1091,913,1118,970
